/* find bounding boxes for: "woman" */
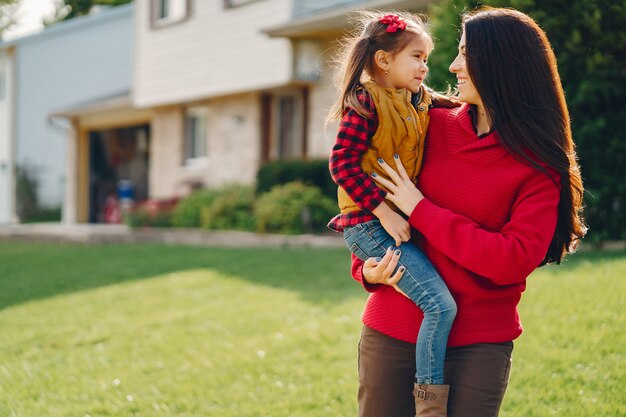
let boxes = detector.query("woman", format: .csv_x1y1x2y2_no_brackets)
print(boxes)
350,7,586,417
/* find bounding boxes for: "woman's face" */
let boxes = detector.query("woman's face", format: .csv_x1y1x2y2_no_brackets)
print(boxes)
449,32,483,106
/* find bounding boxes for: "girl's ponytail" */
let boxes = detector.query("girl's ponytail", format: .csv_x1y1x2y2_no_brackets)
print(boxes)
329,37,373,121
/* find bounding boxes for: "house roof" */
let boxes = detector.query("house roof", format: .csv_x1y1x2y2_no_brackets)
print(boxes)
263,0,437,38
0,3,134,49
48,90,132,119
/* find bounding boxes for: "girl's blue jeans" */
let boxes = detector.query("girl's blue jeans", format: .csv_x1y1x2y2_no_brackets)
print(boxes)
344,219,457,384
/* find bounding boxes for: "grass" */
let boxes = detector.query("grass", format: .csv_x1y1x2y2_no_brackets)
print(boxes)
0,242,623,417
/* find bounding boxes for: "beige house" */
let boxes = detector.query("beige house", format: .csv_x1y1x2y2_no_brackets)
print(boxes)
61,0,432,223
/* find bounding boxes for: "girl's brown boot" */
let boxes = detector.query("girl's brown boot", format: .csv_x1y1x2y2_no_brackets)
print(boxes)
413,384,450,417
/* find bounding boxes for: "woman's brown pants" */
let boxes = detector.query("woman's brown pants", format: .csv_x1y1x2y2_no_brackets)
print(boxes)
357,326,513,417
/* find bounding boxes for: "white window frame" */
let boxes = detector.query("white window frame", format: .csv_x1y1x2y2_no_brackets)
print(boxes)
151,0,189,28
183,106,209,167
0,56,6,102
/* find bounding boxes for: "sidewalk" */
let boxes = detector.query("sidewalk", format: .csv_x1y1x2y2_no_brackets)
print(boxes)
1,223,624,251
0,223,346,248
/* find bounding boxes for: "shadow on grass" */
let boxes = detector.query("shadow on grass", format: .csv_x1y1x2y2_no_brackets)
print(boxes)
1,241,624,311
0,241,361,311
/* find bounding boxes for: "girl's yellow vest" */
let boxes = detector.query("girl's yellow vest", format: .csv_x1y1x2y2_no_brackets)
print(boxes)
337,81,432,214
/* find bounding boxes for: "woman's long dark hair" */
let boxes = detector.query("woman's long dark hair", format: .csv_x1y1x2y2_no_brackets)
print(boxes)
463,7,586,264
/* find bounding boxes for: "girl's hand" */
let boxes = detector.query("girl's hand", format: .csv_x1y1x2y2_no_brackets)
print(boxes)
372,201,410,246
371,155,425,216
362,247,405,286
379,211,410,246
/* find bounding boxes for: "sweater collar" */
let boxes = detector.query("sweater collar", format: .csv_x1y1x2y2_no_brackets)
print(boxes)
446,104,507,163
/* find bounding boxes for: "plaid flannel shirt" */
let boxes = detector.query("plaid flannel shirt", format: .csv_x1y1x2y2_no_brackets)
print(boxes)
328,90,387,232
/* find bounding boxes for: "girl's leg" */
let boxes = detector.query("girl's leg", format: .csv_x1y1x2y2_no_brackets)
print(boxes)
344,220,456,385
445,342,514,417
358,326,416,417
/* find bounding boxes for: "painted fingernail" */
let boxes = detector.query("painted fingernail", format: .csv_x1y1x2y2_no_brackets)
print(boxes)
388,246,394,251
377,158,384,164
371,172,377,177
394,250,401,256
375,257,382,262
393,153,399,159
399,266,405,273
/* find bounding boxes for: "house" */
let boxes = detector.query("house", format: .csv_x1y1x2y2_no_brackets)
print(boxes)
6,0,436,224
0,48,16,223
0,4,135,224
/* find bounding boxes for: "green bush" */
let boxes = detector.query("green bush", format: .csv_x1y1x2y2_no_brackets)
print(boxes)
256,159,336,201
124,198,178,228
171,189,224,228
124,209,173,228
254,182,337,234
200,185,256,231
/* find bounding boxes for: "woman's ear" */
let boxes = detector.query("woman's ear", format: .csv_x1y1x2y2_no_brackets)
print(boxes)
374,50,391,73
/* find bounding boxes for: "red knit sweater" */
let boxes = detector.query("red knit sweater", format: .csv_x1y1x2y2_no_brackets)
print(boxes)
351,104,561,347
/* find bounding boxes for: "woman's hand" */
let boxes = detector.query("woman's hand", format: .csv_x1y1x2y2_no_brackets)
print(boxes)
362,247,406,286
371,155,425,216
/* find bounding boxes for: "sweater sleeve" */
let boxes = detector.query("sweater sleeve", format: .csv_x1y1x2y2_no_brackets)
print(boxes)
329,90,386,213
408,172,560,285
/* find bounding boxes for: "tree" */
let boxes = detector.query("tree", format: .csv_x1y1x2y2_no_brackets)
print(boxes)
0,0,18,39
45,0,132,25
426,0,626,241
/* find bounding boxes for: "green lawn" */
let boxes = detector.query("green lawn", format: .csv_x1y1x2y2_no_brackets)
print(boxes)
0,242,623,417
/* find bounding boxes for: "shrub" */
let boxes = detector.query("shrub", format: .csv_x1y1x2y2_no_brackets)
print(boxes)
256,159,336,201
171,189,224,228
200,185,256,231
124,198,178,228
254,182,337,234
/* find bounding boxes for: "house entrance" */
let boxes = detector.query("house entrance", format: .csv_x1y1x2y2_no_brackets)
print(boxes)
88,125,150,223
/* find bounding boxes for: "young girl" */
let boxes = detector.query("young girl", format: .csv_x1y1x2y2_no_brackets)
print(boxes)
328,12,457,417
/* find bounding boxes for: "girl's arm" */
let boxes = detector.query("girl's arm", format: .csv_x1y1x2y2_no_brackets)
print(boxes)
329,90,386,213
330,91,410,245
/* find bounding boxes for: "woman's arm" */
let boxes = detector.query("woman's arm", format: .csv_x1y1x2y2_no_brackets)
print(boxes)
373,156,560,286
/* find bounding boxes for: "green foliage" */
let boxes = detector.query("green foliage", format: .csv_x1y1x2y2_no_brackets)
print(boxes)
254,181,337,234
45,0,132,25
200,185,256,231
14,163,61,223
256,159,335,200
426,0,626,241
0,0,17,38
171,189,224,228
15,164,39,222
124,209,173,228
124,199,178,228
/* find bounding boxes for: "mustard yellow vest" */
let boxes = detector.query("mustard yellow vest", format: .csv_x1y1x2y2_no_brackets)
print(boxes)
337,81,432,214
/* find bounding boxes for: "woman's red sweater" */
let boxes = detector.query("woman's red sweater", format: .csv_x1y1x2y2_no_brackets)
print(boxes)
351,104,561,347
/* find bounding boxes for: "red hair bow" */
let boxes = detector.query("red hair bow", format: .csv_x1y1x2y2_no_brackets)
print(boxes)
379,14,407,33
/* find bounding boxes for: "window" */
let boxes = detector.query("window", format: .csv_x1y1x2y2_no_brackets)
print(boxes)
262,89,306,161
184,107,208,163
151,0,189,27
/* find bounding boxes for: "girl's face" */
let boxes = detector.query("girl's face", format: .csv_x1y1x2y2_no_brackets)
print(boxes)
386,32,430,94
449,32,483,106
